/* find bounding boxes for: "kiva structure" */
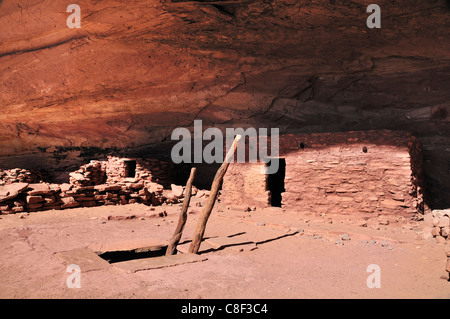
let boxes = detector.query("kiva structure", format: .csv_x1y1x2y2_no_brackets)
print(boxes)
222,130,425,217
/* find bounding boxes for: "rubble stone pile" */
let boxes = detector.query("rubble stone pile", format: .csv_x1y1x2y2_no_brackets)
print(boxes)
68,156,176,188
430,209,450,243
0,168,43,185
0,156,190,214
69,161,107,187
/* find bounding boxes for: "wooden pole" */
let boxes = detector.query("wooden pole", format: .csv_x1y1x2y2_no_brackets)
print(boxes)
188,135,242,254
166,167,197,256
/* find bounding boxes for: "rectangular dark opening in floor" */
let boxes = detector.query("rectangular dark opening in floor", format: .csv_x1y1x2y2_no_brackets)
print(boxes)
97,245,168,264
266,158,286,207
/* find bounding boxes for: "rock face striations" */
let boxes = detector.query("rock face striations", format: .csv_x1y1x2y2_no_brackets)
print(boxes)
0,1,449,207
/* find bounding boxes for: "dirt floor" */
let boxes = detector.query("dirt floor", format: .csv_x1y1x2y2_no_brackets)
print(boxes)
0,196,449,299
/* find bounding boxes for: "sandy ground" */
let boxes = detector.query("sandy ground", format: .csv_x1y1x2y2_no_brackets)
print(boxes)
0,197,448,299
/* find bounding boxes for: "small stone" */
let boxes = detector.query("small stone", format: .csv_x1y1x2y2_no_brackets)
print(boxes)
195,190,206,198
255,222,265,226
0,182,29,203
12,206,24,212
27,183,53,196
158,211,167,218
438,216,450,228
445,247,450,257
335,239,344,245
441,227,450,237
14,200,25,206
432,217,440,227
170,184,184,198
147,183,164,194
340,233,350,241
380,240,389,247
61,200,80,209
60,183,72,192
416,231,432,241
27,203,43,210
431,226,441,237
369,240,377,245
26,195,44,204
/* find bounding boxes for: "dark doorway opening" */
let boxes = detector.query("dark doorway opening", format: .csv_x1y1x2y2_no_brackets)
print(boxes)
97,245,168,264
266,158,286,207
124,160,137,178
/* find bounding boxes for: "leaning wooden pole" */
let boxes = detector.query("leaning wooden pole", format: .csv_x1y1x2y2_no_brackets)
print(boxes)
189,135,242,254
166,167,197,256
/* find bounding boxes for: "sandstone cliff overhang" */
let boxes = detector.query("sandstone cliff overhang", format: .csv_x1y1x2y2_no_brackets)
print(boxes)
0,0,449,207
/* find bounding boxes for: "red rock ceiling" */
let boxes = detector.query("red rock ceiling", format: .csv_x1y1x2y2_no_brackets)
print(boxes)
0,0,449,206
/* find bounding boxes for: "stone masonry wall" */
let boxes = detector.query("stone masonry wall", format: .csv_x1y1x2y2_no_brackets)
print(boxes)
222,130,424,217
0,168,44,185
0,156,179,214
221,162,268,208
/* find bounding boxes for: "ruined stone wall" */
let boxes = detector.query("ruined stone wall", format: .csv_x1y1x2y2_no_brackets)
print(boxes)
69,161,107,187
0,179,165,215
105,157,149,184
0,156,178,214
0,168,44,185
430,209,450,244
68,156,175,188
221,162,268,208
222,130,424,217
